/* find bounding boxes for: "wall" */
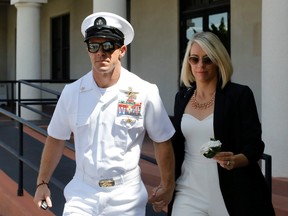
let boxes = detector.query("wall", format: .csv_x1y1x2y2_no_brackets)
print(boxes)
262,0,288,177
131,0,179,115
40,0,92,82
231,0,262,116
3,0,178,115
0,6,7,80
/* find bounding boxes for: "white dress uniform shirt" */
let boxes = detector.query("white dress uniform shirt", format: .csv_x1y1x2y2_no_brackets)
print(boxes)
48,67,175,180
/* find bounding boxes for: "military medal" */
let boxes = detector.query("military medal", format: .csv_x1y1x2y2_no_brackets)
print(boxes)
126,87,139,100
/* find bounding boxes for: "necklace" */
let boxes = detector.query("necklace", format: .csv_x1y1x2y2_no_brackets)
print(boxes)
190,89,215,110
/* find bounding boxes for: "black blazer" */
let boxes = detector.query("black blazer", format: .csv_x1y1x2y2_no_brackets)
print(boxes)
168,81,275,216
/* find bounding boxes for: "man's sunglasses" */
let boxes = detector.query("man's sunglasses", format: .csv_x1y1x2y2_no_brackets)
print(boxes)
87,41,121,53
188,55,213,65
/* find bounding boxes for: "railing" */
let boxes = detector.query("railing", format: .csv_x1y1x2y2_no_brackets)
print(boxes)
0,107,67,195
0,79,158,198
262,153,272,197
0,79,272,215
17,79,72,119
0,80,77,197
0,80,17,113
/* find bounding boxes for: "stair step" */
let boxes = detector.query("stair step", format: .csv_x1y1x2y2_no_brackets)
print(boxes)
273,177,288,197
272,193,288,216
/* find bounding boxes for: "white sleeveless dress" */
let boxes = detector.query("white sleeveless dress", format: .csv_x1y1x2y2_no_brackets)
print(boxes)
172,114,229,216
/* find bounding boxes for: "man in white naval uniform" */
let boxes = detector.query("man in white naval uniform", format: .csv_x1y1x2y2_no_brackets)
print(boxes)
33,12,175,216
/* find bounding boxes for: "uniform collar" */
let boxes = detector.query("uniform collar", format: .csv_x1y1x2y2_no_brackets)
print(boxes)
118,67,142,93
79,71,98,93
79,68,139,94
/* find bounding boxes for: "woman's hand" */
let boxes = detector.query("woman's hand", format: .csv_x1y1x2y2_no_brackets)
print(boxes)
213,152,249,170
213,152,235,170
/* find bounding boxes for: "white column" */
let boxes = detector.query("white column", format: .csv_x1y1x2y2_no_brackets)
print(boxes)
12,0,47,119
93,0,128,67
262,0,288,177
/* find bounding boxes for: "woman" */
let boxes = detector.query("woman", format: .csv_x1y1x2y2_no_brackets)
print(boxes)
169,32,275,215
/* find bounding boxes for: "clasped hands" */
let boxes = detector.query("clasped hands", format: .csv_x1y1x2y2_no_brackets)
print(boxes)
148,184,174,213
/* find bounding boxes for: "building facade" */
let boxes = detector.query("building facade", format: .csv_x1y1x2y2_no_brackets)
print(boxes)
0,0,287,177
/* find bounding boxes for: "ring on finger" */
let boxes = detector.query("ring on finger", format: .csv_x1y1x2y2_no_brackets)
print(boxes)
226,161,230,166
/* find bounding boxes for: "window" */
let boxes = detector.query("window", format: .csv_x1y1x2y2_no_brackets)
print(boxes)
185,12,229,50
51,14,70,80
180,0,230,64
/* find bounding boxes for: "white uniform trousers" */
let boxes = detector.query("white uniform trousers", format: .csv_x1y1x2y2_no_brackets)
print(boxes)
62,168,148,216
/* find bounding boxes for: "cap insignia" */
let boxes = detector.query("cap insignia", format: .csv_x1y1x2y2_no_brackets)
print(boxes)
94,17,106,26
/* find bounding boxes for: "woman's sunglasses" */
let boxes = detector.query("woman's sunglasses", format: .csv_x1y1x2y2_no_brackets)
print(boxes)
87,41,121,53
188,55,213,65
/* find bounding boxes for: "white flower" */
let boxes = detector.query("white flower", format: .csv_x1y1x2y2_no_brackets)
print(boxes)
200,138,222,158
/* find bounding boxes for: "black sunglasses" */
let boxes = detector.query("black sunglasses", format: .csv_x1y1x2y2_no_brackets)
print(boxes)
87,41,121,53
188,55,213,65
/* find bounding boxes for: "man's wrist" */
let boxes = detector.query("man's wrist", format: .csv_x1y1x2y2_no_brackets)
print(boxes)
36,180,49,189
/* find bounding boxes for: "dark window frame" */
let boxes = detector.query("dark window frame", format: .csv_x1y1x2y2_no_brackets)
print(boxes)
51,14,70,80
179,0,230,77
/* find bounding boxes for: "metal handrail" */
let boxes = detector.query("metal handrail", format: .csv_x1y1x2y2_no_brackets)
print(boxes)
262,153,272,197
19,80,62,96
0,80,17,113
0,79,158,198
0,79,76,196
1,79,272,210
0,106,157,196
17,80,64,118
0,107,68,193
16,79,157,163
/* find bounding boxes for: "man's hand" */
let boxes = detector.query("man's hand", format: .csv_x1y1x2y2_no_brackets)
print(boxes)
148,184,174,212
34,184,52,210
150,139,175,212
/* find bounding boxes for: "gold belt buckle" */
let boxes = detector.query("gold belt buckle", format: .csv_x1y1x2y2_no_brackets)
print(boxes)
98,179,115,187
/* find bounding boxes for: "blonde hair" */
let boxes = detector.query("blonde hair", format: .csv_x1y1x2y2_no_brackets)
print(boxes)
180,32,233,89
